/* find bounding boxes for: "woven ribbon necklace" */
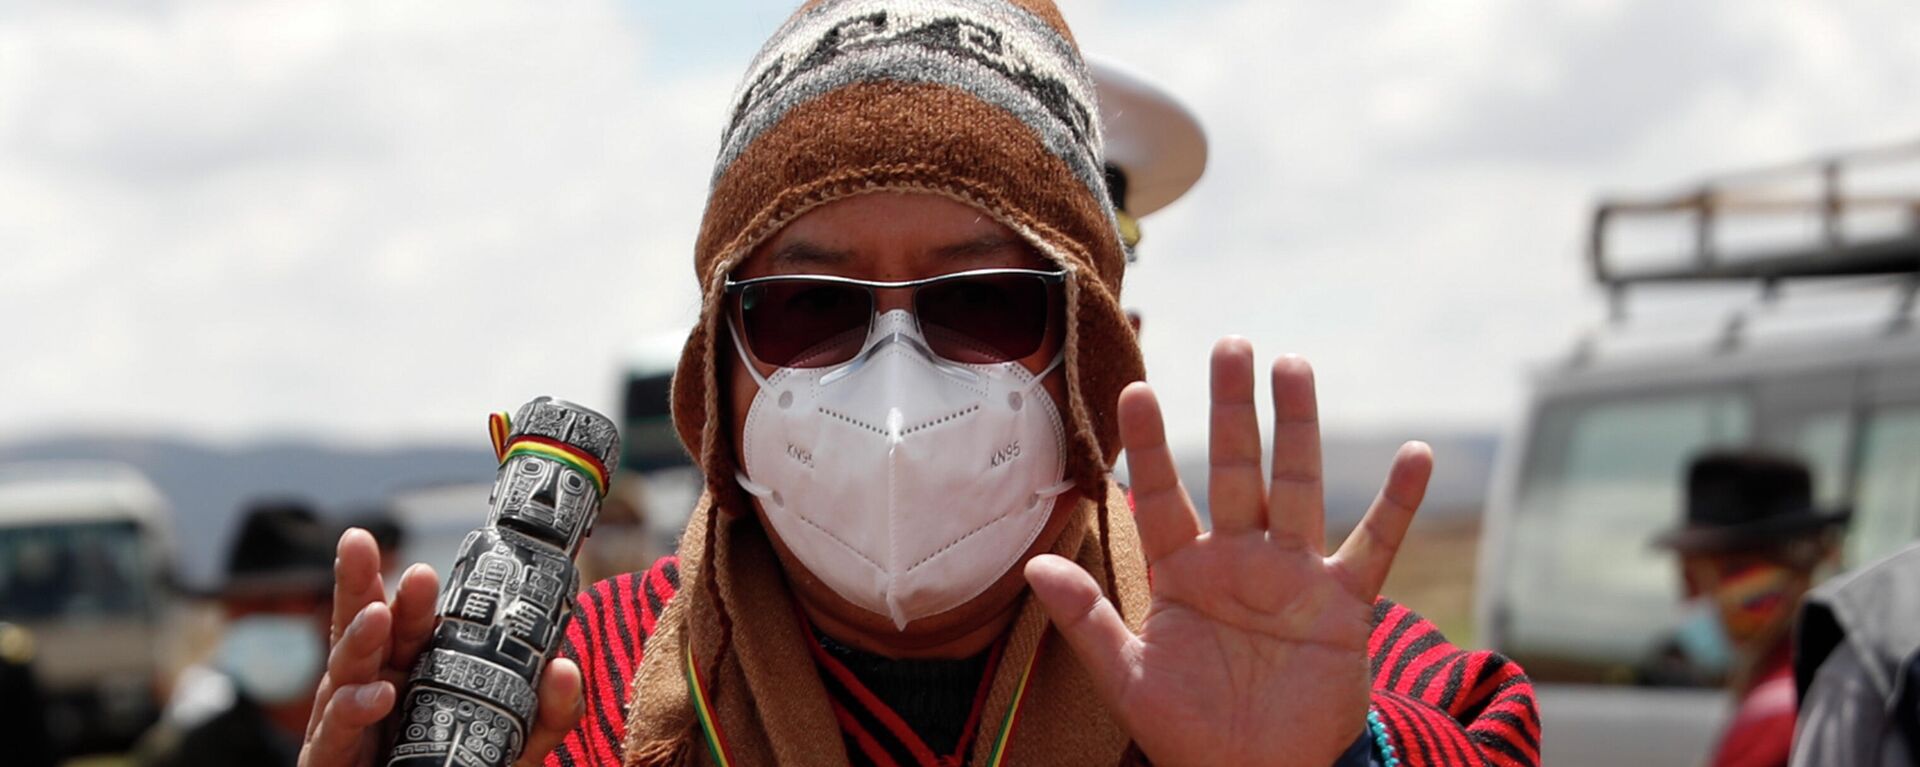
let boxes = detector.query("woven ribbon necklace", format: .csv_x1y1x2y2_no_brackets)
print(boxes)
682,634,1047,767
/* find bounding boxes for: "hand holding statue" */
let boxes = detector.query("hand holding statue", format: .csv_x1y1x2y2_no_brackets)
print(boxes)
296,530,585,767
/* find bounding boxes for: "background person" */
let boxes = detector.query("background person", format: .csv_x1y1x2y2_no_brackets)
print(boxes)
1652,451,1848,767
137,500,337,767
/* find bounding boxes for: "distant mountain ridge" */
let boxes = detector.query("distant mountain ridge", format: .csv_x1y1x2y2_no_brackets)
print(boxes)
0,429,1497,590
1154,430,1499,527
0,436,495,590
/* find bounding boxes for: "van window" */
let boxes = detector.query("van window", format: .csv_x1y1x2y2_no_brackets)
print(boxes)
1789,411,1854,510
0,521,150,621
1503,390,1751,678
1847,406,1920,566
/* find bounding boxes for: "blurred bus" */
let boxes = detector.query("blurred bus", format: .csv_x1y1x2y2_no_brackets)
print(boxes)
0,462,173,756
1476,140,1920,765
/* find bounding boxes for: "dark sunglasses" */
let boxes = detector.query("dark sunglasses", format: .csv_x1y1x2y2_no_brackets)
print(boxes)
723,268,1067,369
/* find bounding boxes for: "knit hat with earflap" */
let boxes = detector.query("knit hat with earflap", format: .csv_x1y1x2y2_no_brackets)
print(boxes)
670,0,1144,503
630,1,1154,764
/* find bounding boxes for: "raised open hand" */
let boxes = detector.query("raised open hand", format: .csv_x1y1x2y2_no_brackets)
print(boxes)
298,529,584,767
1025,338,1433,767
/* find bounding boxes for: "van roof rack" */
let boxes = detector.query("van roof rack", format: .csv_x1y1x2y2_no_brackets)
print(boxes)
1591,139,1920,318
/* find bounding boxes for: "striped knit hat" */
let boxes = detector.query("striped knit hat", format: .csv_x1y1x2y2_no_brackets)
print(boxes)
670,0,1146,509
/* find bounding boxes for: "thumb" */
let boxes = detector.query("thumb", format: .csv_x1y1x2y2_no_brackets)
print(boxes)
1024,554,1137,707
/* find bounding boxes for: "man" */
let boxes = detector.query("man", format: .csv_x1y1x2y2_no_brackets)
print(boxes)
301,2,1540,765
138,501,336,767
1652,451,1848,767
1790,541,1920,766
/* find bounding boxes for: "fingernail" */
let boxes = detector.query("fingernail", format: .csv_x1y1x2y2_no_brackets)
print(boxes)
356,683,383,707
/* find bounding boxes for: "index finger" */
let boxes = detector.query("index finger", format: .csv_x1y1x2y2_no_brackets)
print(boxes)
1118,382,1203,564
331,528,387,647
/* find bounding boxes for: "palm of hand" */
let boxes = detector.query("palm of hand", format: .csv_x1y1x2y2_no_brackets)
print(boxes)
1025,339,1430,767
1123,534,1376,764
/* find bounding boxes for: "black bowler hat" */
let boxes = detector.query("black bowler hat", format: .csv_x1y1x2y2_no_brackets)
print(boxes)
221,499,336,598
1652,450,1850,553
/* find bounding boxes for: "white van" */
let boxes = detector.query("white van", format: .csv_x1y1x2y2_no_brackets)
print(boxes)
1475,142,1920,764
0,461,174,754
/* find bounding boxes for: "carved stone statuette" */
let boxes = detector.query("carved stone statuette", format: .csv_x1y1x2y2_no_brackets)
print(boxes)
386,397,620,767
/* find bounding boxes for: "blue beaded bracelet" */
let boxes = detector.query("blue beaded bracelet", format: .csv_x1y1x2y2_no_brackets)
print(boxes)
1367,708,1401,767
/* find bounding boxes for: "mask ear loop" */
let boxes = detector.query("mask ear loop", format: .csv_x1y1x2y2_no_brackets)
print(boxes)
725,314,774,390
724,315,779,502
1036,477,1077,500
1023,349,1067,393
1025,349,1075,500
734,471,775,501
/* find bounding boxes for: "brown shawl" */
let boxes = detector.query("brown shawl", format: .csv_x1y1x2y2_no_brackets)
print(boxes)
621,482,1151,766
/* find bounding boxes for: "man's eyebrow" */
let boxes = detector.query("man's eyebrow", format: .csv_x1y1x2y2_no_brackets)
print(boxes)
768,241,854,267
932,235,1028,262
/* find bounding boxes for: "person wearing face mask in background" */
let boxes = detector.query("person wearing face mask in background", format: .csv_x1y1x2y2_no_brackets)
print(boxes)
135,501,336,767
1652,451,1847,767
302,2,1542,765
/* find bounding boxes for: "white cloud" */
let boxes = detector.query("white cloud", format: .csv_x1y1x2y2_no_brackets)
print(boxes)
2,0,1917,453
0,0,730,445
1055,0,1920,447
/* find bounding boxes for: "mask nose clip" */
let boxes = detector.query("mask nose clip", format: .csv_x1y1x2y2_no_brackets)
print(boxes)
818,323,983,387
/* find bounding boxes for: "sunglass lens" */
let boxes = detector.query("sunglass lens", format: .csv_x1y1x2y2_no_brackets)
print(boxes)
739,281,872,368
916,273,1054,364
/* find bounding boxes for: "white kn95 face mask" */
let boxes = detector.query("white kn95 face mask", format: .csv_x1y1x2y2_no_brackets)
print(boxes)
731,309,1073,630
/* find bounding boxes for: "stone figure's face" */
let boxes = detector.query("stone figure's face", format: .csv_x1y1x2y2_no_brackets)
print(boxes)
495,455,597,544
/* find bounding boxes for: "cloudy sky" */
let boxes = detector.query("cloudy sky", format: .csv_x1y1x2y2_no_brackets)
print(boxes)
3,0,1918,453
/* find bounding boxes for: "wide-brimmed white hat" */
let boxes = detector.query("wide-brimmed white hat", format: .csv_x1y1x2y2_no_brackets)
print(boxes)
1089,57,1208,217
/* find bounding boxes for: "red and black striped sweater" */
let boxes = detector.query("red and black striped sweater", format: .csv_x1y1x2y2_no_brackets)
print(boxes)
547,558,1540,767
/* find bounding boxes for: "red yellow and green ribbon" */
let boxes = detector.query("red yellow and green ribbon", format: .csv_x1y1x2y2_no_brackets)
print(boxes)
488,411,513,462
685,643,737,767
486,411,610,498
684,633,1045,767
985,634,1044,764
